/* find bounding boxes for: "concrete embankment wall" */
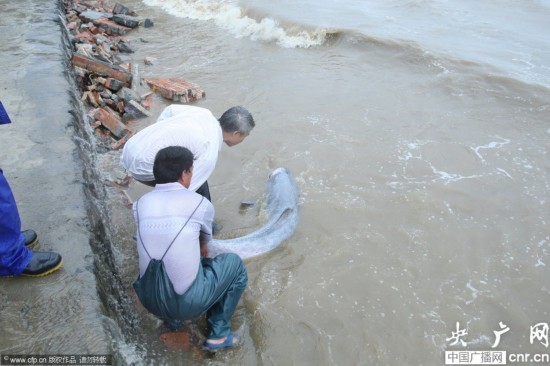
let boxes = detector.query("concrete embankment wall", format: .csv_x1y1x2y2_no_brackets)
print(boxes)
0,0,143,363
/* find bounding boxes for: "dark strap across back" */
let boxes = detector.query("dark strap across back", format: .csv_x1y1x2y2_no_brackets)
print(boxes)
135,196,204,261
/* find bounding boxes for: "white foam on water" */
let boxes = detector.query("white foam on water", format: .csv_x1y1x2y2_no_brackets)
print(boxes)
143,0,329,48
471,136,511,164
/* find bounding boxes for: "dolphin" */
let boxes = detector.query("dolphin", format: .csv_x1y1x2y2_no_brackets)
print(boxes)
208,167,299,259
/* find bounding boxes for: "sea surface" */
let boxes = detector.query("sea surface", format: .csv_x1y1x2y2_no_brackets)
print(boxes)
115,0,550,364
4,0,550,365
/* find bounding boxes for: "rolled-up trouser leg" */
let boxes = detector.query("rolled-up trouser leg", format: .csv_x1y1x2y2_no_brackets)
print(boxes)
201,253,247,339
0,169,32,276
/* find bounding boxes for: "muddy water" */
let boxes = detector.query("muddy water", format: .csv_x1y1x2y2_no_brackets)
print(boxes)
107,1,549,364
2,0,549,365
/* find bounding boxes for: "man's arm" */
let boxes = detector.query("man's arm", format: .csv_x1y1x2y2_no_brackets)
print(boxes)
199,199,214,257
200,237,209,257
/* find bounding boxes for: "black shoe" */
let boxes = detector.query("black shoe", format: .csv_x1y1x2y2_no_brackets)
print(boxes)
23,229,38,249
21,251,63,277
164,319,184,331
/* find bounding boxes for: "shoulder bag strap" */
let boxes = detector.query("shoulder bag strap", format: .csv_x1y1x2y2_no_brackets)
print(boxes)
136,196,205,261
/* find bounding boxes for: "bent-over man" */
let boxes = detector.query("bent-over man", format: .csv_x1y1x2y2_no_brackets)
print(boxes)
121,105,255,201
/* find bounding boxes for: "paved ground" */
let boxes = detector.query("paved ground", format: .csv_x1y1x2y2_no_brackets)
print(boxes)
0,0,110,357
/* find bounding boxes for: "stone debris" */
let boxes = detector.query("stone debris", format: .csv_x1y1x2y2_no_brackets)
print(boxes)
143,78,206,103
123,100,152,122
112,2,136,16
93,106,129,138
112,14,140,29
144,57,158,65
79,10,113,21
143,19,154,28
240,199,256,208
62,0,205,151
71,54,132,85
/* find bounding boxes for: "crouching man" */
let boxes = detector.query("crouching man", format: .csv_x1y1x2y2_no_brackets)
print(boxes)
133,146,247,351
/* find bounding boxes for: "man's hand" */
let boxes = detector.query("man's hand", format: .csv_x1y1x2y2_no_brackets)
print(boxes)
200,239,208,257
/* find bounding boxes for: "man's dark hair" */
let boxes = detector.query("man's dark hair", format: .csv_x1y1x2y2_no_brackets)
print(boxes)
153,146,194,184
219,106,255,134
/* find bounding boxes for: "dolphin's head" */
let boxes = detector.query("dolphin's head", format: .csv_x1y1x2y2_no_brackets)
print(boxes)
269,167,290,179
266,167,298,210
267,168,293,191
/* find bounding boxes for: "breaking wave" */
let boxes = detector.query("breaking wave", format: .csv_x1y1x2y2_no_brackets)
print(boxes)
142,0,331,48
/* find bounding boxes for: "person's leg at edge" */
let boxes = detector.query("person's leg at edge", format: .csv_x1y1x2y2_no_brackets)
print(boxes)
0,169,32,275
196,181,222,234
202,253,247,343
135,178,156,187
0,169,63,277
195,180,211,202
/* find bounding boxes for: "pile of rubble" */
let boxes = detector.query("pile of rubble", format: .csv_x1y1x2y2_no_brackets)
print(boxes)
62,0,206,150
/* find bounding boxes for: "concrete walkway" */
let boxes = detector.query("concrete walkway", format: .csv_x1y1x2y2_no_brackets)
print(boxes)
0,0,110,357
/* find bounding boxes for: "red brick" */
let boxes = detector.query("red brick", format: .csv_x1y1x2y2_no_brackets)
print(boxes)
143,78,206,103
93,107,129,138
71,54,132,85
92,18,132,36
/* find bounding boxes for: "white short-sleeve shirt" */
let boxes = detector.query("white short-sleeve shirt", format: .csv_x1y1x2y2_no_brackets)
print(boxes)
121,105,223,191
133,182,214,295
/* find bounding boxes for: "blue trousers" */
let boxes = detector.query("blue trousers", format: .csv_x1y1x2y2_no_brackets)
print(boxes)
0,169,32,275
200,254,247,339
135,253,247,340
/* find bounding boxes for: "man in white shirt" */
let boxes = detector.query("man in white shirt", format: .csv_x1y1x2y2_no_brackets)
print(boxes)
121,105,255,201
133,146,247,351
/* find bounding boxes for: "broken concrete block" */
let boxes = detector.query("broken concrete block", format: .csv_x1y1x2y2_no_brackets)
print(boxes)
143,78,206,103
117,87,141,104
118,42,135,54
117,101,125,114
144,57,157,65
123,100,152,121
112,14,140,28
75,43,94,57
66,20,80,31
96,77,124,92
111,130,134,151
130,63,140,92
73,30,95,43
143,19,154,28
105,78,124,92
71,3,88,13
79,10,112,22
93,107,130,138
240,199,256,208
140,92,154,110
112,3,135,16
81,91,99,107
93,34,109,45
92,18,132,36
71,54,132,85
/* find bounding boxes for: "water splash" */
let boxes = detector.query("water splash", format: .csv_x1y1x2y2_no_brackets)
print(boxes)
143,0,329,48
